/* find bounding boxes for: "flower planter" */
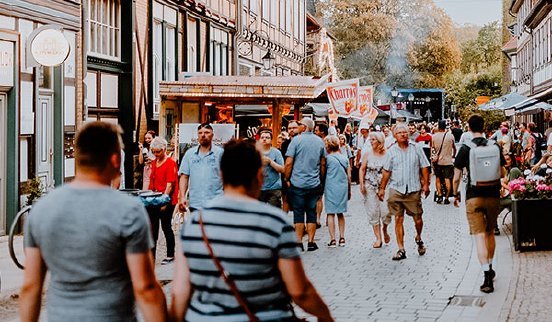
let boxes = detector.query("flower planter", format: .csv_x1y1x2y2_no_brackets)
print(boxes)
512,198,552,251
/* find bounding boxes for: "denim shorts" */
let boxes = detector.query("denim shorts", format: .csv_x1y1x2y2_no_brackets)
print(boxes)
288,185,321,224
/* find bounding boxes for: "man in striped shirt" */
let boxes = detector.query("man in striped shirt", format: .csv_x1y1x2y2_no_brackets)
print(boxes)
378,123,431,261
171,139,333,321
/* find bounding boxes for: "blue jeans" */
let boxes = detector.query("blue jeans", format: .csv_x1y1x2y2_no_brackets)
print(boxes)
288,185,321,224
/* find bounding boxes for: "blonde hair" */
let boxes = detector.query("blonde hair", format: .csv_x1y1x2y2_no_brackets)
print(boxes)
324,135,340,152
369,131,385,154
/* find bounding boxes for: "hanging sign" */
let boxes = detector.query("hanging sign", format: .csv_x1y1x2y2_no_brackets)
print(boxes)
357,86,373,116
326,79,359,117
28,26,70,67
0,40,14,87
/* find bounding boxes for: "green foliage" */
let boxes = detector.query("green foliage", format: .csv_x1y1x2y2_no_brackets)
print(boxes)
320,0,461,88
23,177,44,206
460,22,502,74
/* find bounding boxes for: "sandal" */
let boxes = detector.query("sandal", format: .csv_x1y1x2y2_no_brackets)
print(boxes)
338,238,346,247
416,239,426,256
372,241,383,248
327,240,336,248
392,249,407,261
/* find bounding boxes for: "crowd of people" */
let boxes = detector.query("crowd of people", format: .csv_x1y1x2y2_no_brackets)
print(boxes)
19,114,552,321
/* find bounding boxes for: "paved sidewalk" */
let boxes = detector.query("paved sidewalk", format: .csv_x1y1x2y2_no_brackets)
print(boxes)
295,187,512,322
0,235,26,321
498,216,552,322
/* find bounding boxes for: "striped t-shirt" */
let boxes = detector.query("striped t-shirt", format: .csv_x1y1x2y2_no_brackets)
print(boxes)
384,142,431,194
180,194,301,321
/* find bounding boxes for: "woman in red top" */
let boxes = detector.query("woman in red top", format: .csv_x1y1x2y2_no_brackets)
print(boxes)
149,137,179,264
416,124,433,169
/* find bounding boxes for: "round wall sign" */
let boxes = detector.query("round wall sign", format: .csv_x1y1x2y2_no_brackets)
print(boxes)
30,29,70,67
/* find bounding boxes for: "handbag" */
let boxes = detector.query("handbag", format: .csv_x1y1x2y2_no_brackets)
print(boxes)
198,211,307,322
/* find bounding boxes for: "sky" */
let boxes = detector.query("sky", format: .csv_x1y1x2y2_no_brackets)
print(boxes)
434,0,503,26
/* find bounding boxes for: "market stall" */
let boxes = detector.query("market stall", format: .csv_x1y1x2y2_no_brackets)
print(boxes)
158,75,330,144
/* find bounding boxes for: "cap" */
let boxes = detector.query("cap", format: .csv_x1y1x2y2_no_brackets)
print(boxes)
360,123,370,130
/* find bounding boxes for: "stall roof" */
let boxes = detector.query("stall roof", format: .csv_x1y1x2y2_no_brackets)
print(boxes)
479,92,532,111
159,75,330,101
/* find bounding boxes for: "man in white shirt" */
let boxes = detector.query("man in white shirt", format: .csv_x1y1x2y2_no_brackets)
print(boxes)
378,123,430,261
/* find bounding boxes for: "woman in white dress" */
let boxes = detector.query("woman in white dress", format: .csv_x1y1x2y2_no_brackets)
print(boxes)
359,132,392,248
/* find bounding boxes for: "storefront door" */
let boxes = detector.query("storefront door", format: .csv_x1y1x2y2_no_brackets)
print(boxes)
36,95,54,190
0,94,6,235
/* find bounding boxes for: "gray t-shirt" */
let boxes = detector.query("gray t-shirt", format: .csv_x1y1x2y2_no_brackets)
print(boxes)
24,185,154,322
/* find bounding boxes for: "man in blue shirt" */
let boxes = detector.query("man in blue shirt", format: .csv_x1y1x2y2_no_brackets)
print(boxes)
178,123,224,212
258,130,285,208
285,118,326,251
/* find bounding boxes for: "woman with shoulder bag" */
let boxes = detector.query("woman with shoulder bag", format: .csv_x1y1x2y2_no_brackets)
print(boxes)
170,140,333,322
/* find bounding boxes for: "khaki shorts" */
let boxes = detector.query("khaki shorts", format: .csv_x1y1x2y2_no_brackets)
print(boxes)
465,197,500,234
387,189,423,218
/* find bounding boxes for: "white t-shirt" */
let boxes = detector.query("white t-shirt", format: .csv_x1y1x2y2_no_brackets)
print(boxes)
459,131,473,146
356,134,369,150
547,133,552,147
328,126,338,136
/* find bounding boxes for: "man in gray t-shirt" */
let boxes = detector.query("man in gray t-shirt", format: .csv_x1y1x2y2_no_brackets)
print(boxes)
19,122,167,322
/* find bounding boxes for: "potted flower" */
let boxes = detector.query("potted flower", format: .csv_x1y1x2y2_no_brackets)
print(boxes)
509,170,552,251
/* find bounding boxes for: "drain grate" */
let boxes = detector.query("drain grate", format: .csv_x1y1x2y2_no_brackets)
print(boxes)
448,295,486,307
159,280,172,286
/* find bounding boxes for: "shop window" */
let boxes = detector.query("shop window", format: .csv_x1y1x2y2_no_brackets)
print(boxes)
84,70,119,120
88,0,121,59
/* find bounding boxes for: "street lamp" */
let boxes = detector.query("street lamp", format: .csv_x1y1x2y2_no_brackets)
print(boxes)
408,93,414,112
262,49,275,71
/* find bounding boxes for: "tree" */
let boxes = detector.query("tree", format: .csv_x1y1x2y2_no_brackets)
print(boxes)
319,0,460,88
460,21,502,74
408,9,461,88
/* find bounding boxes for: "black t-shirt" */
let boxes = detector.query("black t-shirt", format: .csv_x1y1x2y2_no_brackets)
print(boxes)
280,138,291,159
451,128,463,143
454,137,505,200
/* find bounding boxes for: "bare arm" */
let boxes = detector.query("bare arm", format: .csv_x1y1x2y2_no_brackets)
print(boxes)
284,157,294,182
278,258,334,322
164,182,173,196
178,174,189,211
127,252,168,322
420,167,430,198
359,153,369,195
377,169,391,201
19,248,47,322
170,243,192,321
269,159,285,174
355,148,362,166
138,144,145,164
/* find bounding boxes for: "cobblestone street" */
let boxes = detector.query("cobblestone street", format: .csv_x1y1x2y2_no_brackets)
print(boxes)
295,186,506,322
3,186,552,322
